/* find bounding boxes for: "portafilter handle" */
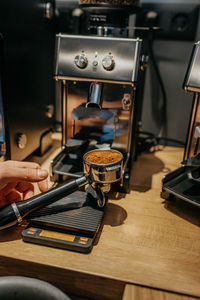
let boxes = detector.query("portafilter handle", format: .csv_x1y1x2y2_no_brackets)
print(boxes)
0,149,123,230
0,176,88,231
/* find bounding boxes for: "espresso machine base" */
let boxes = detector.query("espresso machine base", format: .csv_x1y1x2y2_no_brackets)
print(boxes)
22,190,105,253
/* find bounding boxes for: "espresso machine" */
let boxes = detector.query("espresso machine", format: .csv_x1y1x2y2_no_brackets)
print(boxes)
22,0,146,252
162,41,200,208
51,34,143,189
0,0,57,161
51,0,145,195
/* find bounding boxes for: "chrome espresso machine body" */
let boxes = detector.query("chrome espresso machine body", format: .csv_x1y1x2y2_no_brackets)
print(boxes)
20,1,146,253
51,33,144,192
162,41,200,208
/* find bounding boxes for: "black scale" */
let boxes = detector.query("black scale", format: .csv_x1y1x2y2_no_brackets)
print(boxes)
22,188,105,253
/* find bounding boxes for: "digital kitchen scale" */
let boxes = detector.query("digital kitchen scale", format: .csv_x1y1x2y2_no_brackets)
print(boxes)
22,189,105,253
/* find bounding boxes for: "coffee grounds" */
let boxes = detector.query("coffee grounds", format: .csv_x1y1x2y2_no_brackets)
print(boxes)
80,0,136,6
85,150,122,164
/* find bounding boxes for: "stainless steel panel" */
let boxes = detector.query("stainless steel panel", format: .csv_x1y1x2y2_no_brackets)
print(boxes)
184,41,200,92
55,34,142,83
0,0,56,160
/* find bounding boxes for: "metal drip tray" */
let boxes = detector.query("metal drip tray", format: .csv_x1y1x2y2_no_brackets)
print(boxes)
162,166,200,207
52,138,90,178
51,137,113,179
53,152,84,177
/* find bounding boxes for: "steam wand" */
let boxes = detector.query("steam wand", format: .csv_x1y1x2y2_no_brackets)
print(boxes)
0,176,88,230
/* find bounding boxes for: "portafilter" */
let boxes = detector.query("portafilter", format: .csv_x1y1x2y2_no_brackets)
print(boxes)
0,149,123,230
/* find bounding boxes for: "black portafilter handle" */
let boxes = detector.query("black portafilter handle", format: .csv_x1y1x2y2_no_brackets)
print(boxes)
0,176,88,230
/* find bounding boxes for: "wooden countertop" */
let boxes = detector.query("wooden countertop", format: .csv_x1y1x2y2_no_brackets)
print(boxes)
0,142,200,300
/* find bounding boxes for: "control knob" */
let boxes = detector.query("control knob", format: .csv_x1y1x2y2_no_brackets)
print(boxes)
102,55,115,71
16,133,27,149
74,55,88,69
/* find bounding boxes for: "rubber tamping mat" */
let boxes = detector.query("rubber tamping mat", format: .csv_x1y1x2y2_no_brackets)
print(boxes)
26,189,105,235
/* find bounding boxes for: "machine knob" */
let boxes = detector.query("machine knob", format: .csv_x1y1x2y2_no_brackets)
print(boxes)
74,55,88,69
102,56,115,71
16,133,27,149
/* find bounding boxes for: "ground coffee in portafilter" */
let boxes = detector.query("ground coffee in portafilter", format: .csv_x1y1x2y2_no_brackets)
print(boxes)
84,150,122,165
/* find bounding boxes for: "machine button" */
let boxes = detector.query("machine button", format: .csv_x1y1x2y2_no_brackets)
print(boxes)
74,55,88,69
16,133,27,149
102,56,115,71
93,61,98,67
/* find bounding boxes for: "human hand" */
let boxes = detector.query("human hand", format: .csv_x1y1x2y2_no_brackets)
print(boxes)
0,161,48,208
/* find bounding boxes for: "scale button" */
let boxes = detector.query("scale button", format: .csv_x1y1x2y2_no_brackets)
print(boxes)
78,237,89,244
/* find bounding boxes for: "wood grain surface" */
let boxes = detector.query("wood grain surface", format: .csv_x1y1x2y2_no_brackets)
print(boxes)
122,285,200,300
0,142,200,299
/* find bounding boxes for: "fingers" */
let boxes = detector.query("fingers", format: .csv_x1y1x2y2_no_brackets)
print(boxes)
0,190,21,208
15,182,35,200
0,161,49,209
0,182,17,195
0,182,34,203
37,179,49,193
23,189,34,200
3,160,41,170
14,180,48,199
6,190,21,202
0,162,48,184
0,178,48,206
0,196,9,208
